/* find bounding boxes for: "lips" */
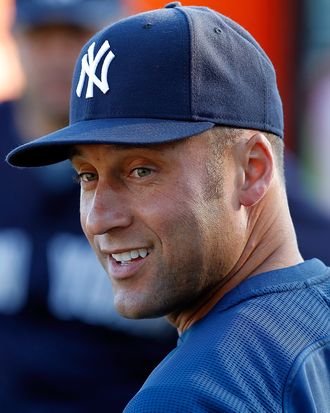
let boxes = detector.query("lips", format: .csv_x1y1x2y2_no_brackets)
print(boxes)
103,247,151,280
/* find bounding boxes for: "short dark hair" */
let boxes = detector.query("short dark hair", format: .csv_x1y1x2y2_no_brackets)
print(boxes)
206,126,285,182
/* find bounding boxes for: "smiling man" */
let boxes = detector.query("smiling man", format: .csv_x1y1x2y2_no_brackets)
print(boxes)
71,134,241,324
6,2,330,412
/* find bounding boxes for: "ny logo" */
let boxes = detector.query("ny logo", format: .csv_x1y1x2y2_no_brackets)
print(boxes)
76,40,115,99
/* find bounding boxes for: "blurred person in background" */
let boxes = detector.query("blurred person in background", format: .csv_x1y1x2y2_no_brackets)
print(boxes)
283,0,330,266
295,0,330,218
0,1,176,412
285,150,330,266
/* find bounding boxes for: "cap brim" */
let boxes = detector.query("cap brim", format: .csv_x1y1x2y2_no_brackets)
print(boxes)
6,118,214,167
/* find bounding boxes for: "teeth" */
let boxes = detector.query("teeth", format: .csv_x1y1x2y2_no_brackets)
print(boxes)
111,248,149,263
139,249,148,258
131,250,139,259
121,252,132,261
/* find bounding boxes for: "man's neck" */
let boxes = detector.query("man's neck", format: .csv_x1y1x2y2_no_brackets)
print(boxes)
168,191,303,334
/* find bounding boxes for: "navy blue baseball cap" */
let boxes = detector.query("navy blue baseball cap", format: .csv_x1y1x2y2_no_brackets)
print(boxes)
7,2,284,167
14,0,122,32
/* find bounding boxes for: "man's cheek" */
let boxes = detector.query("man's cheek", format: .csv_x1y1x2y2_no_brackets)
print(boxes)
79,195,90,234
80,211,87,236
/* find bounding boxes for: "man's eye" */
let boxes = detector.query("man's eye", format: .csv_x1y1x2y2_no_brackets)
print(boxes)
78,172,97,183
131,168,152,178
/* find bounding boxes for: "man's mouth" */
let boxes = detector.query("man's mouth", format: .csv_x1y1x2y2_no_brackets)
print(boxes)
111,248,150,264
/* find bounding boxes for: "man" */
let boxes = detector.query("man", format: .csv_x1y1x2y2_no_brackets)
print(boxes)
7,2,330,412
0,1,175,412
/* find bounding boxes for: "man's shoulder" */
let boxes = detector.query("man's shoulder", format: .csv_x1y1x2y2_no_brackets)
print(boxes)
283,336,330,413
124,384,207,413
125,333,330,413
0,101,20,153
124,261,330,412
0,101,15,124
0,100,13,115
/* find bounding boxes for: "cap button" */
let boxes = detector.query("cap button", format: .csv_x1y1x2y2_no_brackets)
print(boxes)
164,2,182,8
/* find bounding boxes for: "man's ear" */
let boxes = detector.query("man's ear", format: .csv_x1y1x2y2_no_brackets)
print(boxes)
238,133,274,207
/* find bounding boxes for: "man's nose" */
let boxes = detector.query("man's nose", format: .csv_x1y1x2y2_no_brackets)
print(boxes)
83,184,133,236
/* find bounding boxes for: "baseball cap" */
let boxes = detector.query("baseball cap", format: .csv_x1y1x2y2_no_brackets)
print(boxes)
14,0,122,32
7,2,284,167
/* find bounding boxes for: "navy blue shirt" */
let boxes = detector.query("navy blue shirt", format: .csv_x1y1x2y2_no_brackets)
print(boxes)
125,259,330,412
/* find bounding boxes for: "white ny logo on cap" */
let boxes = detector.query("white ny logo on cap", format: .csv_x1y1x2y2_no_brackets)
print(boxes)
76,40,115,99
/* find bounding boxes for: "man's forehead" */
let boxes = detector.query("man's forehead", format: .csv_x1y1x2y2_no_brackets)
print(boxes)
69,140,188,160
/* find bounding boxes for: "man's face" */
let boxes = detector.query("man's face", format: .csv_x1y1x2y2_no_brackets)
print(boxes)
16,24,92,119
71,135,246,320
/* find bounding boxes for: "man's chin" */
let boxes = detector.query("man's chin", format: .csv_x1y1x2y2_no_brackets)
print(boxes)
114,296,169,320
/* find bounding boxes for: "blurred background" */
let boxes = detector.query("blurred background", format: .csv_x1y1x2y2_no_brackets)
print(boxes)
3,1,330,214
2,0,326,207
0,0,329,412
